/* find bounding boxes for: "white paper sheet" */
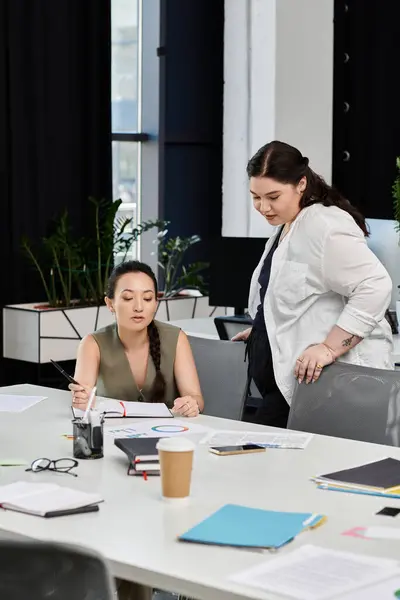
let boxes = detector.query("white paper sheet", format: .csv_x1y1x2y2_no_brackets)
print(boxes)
105,418,210,439
230,544,400,600
364,527,400,541
341,576,400,599
0,395,46,413
201,430,313,449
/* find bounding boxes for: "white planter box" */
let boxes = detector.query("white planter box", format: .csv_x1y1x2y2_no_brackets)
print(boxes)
3,303,115,364
155,295,226,321
3,297,226,363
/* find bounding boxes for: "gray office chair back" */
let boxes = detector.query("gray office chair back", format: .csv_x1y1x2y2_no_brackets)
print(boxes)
288,362,400,446
0,540,114,600
188,335,247,420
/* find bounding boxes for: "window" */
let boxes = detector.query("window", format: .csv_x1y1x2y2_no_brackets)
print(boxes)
112,0,145,260
111,0,159,266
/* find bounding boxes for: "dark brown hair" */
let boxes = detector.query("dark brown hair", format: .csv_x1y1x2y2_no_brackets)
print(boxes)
247,140,368,236
106,260,166,403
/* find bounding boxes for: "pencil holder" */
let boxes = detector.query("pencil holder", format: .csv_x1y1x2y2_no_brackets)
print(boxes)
72,410,104,459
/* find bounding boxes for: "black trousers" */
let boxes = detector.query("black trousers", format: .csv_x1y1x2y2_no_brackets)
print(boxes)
246,328,289,428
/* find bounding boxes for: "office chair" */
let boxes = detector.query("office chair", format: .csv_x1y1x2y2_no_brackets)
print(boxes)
214,315,252,341
0,539,115,600
188,335,248,420
288,362,400,446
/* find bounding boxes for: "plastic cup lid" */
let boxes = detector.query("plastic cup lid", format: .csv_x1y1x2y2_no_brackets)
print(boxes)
156,437,195,452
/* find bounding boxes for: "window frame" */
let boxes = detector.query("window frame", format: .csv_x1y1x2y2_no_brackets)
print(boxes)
111,0,160,268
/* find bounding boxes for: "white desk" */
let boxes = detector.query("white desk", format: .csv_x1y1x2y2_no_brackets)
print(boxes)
1,384,400,600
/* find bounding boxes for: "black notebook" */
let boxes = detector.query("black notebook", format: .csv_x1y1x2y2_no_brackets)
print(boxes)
115,437,160,475
114,437,159,461
316,458,400,490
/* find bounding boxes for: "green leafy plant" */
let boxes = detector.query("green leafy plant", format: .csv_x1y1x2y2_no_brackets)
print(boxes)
156,230,209,297
22,198,165,308
22,198,209,307
393,157,400,232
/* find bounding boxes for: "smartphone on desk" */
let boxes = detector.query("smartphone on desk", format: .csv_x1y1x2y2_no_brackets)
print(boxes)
209,444,265,456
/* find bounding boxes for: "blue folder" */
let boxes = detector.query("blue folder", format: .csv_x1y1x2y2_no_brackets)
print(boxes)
178,504,324,549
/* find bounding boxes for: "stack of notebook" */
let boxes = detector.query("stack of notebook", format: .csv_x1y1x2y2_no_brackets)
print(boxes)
313,457,400,498
178,504,326,550
115,437,160,476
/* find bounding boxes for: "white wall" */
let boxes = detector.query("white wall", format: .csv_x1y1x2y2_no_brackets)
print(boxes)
222,0,398,310
274,0,333,183
223,0,334,238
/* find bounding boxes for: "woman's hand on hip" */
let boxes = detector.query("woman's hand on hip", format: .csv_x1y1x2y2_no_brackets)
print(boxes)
172,395,200,417
231,327,252,342
69,383,95,410
294,344,335,384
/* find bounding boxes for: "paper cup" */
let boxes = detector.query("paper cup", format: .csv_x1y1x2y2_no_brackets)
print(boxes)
156,437,195,503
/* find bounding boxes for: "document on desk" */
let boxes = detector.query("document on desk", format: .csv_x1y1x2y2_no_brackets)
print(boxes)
201,430,313,449
230,544,400,600
0,394,46,413
340,576,400,599
105,419,210,439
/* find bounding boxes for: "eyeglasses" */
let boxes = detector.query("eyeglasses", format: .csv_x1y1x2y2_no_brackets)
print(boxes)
25,458,79,477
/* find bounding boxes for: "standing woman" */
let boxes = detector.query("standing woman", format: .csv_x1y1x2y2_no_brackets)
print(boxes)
233,141,393,427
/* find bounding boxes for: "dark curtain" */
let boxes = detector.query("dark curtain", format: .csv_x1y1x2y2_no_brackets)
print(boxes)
0,0,111,384
332,1,400,219
159,0,224,272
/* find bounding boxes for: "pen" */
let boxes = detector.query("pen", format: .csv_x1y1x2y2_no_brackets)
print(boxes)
50,359,80,385
83,386,97,423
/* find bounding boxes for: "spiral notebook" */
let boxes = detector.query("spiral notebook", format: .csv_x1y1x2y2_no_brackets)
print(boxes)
73,398,173,419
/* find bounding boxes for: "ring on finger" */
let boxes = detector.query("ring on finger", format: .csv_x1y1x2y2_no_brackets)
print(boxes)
316,364,323,370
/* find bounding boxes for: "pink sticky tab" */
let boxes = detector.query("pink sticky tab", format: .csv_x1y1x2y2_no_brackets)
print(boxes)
342,526,367,539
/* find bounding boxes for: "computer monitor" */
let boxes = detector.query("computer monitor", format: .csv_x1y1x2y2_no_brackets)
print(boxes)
209,236,268,315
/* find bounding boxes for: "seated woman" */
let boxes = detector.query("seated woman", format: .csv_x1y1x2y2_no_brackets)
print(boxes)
70,260,204,416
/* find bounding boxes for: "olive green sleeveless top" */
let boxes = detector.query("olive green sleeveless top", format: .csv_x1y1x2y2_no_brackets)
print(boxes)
91,320,180,408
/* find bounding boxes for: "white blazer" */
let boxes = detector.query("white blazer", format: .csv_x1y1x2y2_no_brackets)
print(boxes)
248,204,393,404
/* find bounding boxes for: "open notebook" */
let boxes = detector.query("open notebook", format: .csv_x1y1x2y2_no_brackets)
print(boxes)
0,482,103,518
73,398,173,419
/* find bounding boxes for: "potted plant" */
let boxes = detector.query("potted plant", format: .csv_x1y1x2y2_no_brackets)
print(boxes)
393,157,400,327
3,198,164,363
3,200,224,363
153,227,211,321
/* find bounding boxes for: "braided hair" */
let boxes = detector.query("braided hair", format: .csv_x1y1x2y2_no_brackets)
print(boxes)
147,320,167,403
106,260,167,403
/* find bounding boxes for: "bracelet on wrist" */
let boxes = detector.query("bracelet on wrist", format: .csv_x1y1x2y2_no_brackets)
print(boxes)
321,342,337,361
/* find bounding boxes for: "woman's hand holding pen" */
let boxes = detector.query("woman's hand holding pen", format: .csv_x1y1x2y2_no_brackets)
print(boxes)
69,383,95,410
